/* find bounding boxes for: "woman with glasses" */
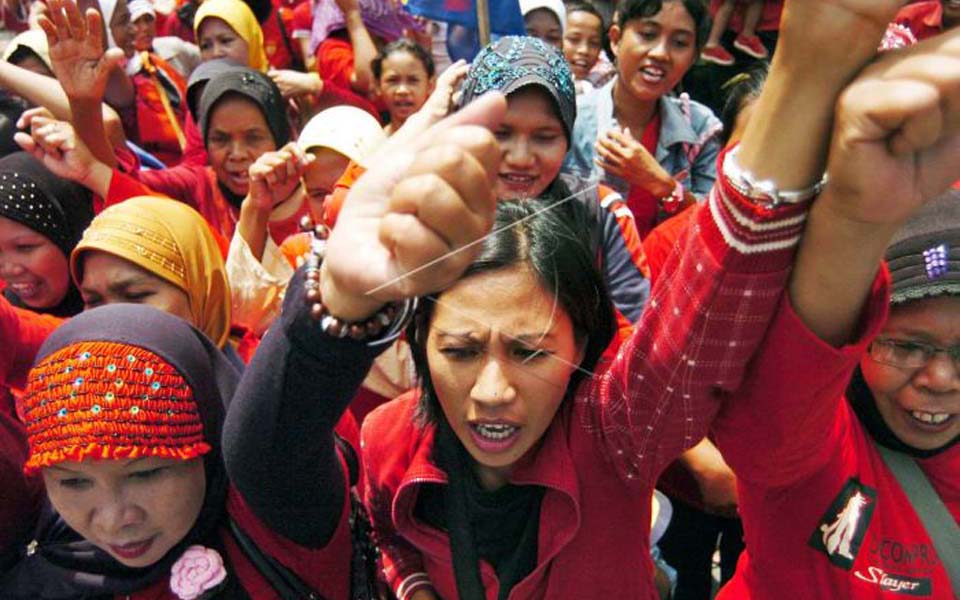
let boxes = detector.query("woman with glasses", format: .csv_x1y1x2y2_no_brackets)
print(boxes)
714,182,960,600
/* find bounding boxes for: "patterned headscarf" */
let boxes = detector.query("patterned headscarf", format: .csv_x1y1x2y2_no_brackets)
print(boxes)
193,0,269,72
457,35,575,142
71,196,232,348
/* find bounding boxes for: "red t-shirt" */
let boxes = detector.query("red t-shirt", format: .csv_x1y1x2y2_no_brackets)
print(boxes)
625,112,662,238
157,2,196,43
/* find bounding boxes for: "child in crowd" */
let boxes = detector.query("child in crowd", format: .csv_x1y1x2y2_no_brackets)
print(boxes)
519,0,565,48
565,0,721,237
562,1,604,92
701,0,768,65
372,39,436,135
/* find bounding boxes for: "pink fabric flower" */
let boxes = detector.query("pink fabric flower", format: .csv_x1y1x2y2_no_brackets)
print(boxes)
169,545,228,600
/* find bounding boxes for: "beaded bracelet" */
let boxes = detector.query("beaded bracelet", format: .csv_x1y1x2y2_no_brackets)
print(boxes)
300,216,417,346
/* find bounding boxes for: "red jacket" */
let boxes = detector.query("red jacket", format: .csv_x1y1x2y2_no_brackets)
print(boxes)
361,152,813,600
0,296,52,563
715,273,959,599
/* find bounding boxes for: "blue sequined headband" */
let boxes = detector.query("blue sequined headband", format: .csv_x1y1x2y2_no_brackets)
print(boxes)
458,36,576,140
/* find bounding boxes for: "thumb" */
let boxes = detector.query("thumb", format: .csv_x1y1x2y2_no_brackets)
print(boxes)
101,48,126,74
392,92,507,153
13,131,38,155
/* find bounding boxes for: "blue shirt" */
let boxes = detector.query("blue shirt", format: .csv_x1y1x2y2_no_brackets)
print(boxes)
563,78,723,202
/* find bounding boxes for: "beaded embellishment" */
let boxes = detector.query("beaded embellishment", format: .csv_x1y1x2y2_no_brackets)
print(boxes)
21,342,210,473
923,244,949,280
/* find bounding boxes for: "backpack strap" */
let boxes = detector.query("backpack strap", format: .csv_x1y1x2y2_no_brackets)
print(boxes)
334,432,359,487
225,436,366,600
874,442,960,596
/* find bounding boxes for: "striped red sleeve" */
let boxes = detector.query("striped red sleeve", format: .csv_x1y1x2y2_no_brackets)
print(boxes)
580,145,817,485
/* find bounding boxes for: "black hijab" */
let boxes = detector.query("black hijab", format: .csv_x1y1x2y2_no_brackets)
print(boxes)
197,68,290,209
198,68,289,150
0,152,94,317
0,304,242,599
185,58,246,121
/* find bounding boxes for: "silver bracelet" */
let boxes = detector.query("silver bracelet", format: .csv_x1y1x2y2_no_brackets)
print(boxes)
723,145,828,208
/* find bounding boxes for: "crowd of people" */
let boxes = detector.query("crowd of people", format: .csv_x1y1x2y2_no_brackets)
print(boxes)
0,0,957,598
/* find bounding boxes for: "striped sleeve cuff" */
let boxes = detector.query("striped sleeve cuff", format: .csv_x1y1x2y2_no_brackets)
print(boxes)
700,147,815,272
396,572,434,600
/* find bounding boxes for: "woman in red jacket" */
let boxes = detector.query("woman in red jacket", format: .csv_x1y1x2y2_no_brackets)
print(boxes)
308,2,960,598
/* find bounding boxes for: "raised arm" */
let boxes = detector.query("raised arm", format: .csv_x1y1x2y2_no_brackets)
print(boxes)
39,0,130,167
0,61,126,156
334,0,377,95
790,29,960,345
223,93,505,545
583,0,915,485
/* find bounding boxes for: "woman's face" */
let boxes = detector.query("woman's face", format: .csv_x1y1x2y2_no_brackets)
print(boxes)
494,87,568,200
426,265,584,490
609,0,696,103
376,51,433,127
108,0,136,58
524,8,563,49
563,10,603,80
0,215,70,309
132,13,156,52
861,295,960,451
206,95,277,196
43,457,206,568
79,251,193,323
302,147,350,219
198,17,249,65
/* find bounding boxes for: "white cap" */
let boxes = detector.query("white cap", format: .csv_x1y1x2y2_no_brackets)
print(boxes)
2,30,52,72
129,0,156,23
519,0,566,33
298,106,387,166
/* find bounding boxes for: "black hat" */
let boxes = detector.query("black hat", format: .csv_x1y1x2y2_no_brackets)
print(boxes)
886,189,960,305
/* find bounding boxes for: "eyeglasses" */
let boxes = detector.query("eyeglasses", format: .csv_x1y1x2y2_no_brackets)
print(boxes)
868,338,960,370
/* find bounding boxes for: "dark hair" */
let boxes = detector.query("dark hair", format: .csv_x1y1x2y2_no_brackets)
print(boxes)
372,39,436,80
617,0,708,49
566,1,610,68
566,0,604,26
410,198,617,425
6,46,47,71
719,61,768,144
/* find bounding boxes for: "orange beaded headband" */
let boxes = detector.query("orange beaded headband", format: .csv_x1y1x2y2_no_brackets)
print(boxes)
21,341,210,474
